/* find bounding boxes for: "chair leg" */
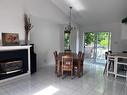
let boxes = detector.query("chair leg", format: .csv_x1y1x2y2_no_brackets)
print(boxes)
103,63,107,74
104,62,112,75
71,70,73,79
62,69,64,79
82,65,83,76
55,64,57,73
57,62,60,77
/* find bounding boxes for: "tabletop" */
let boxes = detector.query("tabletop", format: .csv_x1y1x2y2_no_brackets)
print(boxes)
109,52,127,58
58,52,79,60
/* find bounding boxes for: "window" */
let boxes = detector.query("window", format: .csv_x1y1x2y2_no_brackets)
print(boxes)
64,31,70,50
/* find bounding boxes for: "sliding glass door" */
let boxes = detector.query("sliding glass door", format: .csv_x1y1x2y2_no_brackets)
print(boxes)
84,32,95,64
84,32,111,65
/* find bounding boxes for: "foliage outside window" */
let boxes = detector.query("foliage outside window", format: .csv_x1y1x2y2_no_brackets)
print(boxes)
97,32,109,47
85,32,109,47
85,32,95,45
64,31,70,50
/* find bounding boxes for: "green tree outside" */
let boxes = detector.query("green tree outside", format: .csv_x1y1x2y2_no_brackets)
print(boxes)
64,32,70,49
85,32,110,47
85,32,95,45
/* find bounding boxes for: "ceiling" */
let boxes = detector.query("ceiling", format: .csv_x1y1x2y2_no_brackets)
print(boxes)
51,0,127,27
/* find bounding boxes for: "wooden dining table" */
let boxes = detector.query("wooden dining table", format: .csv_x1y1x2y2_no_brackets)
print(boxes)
57,52,81,77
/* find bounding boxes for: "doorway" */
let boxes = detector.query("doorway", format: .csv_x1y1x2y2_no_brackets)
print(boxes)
84,32,111,65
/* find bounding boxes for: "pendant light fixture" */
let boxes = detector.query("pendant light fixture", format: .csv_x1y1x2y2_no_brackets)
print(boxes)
65,6,73,32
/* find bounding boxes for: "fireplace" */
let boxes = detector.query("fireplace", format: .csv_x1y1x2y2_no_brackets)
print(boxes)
0,49,28,80
0,60,23,74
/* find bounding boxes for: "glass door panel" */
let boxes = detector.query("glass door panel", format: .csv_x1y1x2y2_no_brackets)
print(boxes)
96,32,110,64
84,32,111,65
84,32,95,64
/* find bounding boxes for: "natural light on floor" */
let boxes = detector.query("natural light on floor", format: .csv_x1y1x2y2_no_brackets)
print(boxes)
33,85,59,95
64,0,85,11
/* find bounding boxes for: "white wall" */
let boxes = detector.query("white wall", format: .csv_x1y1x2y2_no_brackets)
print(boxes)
80,23,127,52
0,0,68,40
121,24,127,39
120,24,127,51
24,0,71,68
0,0,77,69
30,17,64,68
0,0,24,40
0,0,69,69
70,29,77,53
25,0,68,24
30,18,78,68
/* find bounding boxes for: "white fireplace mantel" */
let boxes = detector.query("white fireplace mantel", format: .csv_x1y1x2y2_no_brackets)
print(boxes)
0,45,31,51
0,45,31,85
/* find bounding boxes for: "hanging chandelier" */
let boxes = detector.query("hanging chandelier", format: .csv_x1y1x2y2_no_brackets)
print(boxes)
65,6,73,32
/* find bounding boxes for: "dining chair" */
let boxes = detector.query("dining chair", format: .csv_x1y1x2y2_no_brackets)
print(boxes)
81,53,84,76
73,52,84,77
62,55,73,79
78,51,82,57
103,51,114,74
64,50,72,54
53,51,58,74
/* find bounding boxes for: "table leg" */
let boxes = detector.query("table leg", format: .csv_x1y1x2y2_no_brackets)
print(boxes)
114,57,117,79
57,60,60,77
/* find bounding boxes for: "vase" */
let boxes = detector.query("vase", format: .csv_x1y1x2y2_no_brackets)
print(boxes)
25,32,29,45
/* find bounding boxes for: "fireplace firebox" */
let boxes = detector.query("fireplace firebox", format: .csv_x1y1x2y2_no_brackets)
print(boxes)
0,49,28,80
0,60,23,74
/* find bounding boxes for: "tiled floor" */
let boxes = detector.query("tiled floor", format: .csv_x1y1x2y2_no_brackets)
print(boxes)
0,64,127,95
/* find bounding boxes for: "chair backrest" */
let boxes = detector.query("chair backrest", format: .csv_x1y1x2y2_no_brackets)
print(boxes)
78,51,82,57
64,50,71,54
62,55,73,69
53,51,58,61
105,52,108,60
81,53,84,62
105,51,112,60
108,51,112,54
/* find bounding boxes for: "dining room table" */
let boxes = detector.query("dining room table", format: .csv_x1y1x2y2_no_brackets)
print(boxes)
57,52,81,78
107,52,127,79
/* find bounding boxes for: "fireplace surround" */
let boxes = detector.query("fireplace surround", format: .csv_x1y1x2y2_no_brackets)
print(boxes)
0,46,31,83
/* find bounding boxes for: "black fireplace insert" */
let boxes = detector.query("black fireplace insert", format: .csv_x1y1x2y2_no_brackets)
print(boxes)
0,49,28,80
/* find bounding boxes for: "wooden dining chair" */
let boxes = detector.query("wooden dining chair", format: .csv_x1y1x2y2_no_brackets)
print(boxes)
81,53,84,76
73,52,84,77
62,55,73,79
78,51,82,57
64,50,72,54
53,51,58,74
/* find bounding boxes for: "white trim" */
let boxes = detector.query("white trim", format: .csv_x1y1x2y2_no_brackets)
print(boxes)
0,45,31,51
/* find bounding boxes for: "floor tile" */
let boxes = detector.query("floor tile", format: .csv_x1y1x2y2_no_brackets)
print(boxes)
0,63,126,95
